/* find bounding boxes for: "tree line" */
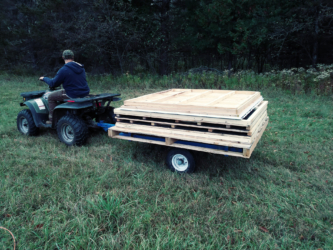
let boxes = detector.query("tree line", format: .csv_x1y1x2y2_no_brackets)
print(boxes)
1,0,332,75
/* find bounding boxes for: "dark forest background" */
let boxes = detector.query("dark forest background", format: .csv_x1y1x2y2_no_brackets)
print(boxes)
1,0,332,75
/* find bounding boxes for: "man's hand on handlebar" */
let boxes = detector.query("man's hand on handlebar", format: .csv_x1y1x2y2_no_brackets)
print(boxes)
39,76,58,90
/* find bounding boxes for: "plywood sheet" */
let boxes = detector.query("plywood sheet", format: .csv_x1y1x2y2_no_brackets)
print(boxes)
123,89,262,117
115,101,268,127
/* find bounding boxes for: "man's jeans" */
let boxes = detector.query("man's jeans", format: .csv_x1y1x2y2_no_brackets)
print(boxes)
48,89,69,121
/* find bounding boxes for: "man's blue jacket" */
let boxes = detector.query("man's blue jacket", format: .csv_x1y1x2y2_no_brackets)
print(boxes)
43,62,90,98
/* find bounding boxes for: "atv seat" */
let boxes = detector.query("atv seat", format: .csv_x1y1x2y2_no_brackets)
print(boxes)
20,90,46,100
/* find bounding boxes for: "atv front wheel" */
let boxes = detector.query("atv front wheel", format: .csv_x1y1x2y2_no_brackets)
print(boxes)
57,115,88,146
17,109,39,136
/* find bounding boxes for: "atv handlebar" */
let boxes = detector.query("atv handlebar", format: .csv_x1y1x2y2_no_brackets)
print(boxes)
39,77,59,91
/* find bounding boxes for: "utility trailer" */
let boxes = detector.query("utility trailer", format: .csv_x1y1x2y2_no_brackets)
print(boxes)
108,89,269,173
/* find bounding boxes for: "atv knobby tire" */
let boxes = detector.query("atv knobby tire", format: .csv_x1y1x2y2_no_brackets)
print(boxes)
57,115,88,146
17,109,39,136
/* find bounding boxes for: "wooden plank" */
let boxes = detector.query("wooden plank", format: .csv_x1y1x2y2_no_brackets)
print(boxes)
239,96,264,118
247,111,267,136
114,109,249,126
204,91,236,106
116,117,249,134
124,89,172,102
121,104,239,116
243,118,269,157
165,138,177,145
110,127,251,149
124,89,195,104
114,101,268,127
247,101,268,125
177,90,213,104
113,135,166,145
115,122,252,144
149,90,190,103
235,92,261,115
109,129,120,137
123,89,262,117
112,135,245,158
111,124,252,147
250,115,268,143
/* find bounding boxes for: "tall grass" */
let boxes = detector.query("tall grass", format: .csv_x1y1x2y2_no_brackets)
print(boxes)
86,65,333,96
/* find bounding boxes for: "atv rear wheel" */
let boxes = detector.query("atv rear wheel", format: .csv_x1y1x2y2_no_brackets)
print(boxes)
57,115,88,146
17,109,39,136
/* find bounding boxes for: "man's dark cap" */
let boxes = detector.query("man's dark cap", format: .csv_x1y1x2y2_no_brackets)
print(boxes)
62,50,74,59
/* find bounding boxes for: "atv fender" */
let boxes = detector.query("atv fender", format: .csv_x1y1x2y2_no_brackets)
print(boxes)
54,102,93,110
24,101,48,127
53,102,94,127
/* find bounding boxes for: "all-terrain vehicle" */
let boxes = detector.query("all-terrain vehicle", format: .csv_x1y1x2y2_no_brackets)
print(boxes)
17,84,121,146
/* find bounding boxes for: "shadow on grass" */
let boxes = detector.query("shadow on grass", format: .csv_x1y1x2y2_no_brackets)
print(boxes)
118,139,253,178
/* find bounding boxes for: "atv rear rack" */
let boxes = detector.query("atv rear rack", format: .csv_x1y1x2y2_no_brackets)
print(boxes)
64,93,121,103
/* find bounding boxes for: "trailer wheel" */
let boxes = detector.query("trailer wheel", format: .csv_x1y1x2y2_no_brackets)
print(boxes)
166,149,195,173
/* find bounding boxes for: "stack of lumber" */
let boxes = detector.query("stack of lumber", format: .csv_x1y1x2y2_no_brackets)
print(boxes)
109,89,269,158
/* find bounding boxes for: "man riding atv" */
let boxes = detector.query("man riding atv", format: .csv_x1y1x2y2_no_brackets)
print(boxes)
17,50,120,146
39,50,90,124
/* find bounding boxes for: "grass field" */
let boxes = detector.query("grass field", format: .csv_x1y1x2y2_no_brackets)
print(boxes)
1,74,333,249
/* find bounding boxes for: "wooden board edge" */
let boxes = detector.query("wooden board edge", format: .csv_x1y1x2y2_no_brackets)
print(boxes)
121,105,239,116
123,89,172,104
249,115,268,143
247,111,268,136
112,135,245,158
109,126,251,149
117,117,249,134
165,137,177,145
236,92,261,115
248,101,268,124
114,108,252,126
114,122,252,144
108,128,120,138
243,118,269,158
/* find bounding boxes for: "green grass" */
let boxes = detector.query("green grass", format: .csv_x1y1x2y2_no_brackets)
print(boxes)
0,74,333,249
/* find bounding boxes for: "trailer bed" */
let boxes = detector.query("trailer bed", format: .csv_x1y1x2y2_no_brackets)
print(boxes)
109,89,268,160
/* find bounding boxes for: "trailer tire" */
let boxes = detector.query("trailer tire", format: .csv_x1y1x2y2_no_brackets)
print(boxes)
166,149,195,173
